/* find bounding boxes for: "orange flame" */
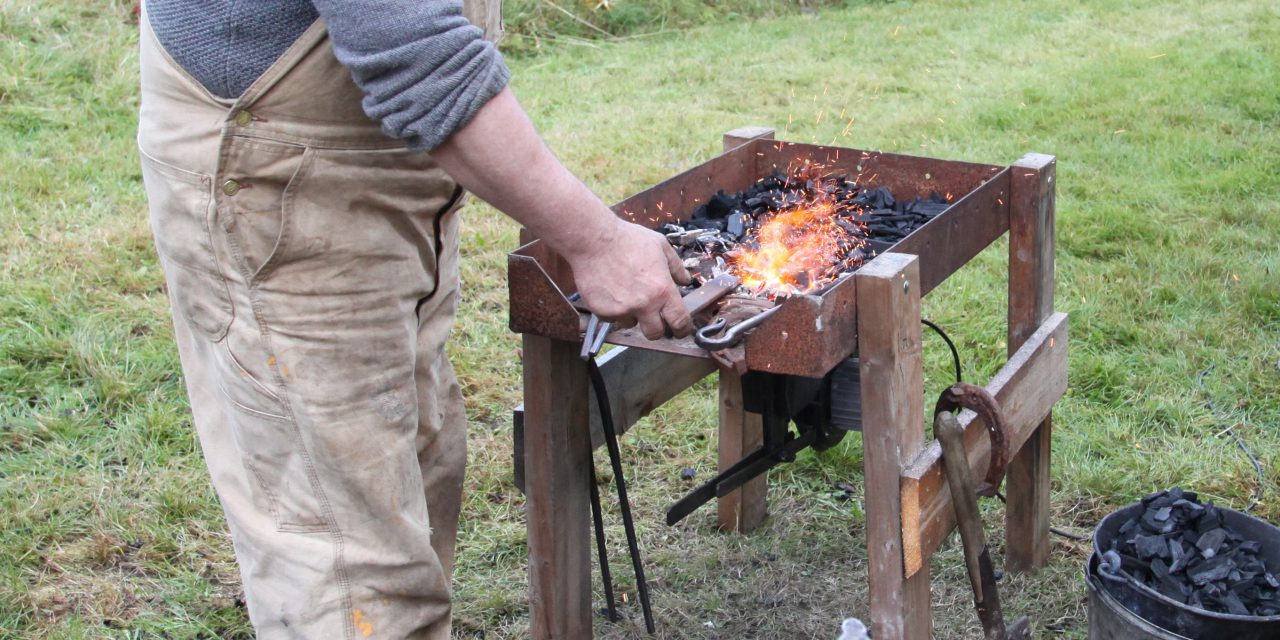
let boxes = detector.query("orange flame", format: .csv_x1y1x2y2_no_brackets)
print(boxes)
730,194,867,297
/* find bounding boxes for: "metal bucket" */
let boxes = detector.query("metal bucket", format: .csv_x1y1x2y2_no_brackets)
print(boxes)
1089,502,1280,639
1087,553,1189,639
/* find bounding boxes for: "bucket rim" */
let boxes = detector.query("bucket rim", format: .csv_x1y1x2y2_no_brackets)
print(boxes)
1093,501,1280,623
1084,554,1193,640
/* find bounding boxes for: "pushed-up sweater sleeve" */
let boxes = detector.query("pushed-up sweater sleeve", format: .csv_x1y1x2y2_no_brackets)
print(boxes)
312,0,511,151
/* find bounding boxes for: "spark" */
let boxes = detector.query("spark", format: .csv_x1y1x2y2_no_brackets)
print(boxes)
1149,53,1166,59
1114,129,1127,134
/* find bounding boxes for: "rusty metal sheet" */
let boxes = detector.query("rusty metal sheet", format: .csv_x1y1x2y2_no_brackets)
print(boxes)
508,250,581,342
890,168,1012,296
755,140,1005,203
612,145,757,229
509,137,1014,375
890,165,1008,294
742,276,859,378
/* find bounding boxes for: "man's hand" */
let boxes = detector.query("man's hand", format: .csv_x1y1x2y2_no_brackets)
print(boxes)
432,87,694,341
567,216,692,340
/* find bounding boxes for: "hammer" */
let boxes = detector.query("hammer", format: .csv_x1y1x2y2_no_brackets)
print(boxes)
935,410,1031,640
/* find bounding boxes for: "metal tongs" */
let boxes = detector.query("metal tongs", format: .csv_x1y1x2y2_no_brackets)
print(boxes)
580,311,655,633
693,305,782,351
580,313,612,360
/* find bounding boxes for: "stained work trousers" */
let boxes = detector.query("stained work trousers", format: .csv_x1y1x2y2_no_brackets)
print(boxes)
138,12,468,639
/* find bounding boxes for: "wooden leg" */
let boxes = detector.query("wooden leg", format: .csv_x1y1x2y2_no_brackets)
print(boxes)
1006,153,1057,572
856,253,932,640
717,369,767,533
723,126,775,152
523,335,594,639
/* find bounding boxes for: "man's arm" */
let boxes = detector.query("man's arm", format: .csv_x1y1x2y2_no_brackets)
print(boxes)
432,87,692,340
311,0,690,338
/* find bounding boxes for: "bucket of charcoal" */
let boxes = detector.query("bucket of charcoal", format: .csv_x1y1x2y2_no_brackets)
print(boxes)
1086,488,1280,639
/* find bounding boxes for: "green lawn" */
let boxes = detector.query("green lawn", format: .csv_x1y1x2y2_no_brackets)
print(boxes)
2,0,1278,637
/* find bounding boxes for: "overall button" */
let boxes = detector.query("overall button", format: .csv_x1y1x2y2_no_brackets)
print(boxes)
234,110,253,126
222,179,242,196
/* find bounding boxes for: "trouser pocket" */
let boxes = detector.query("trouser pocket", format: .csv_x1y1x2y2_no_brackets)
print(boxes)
140,148,234,340
215,335,329,533
217,139,311,283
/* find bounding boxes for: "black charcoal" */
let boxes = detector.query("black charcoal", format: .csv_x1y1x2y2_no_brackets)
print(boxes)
1106,487,1280,617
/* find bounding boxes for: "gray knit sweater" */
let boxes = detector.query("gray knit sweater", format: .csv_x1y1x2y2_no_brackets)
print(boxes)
146,0,510,151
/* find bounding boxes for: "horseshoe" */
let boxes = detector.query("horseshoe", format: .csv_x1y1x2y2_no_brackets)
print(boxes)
934,383,1011,497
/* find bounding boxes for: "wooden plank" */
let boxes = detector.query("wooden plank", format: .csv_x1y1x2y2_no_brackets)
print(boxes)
717,369,767,533
513,348,716,492
899,312,1069,577
1006,153,1057,572
855,253,931,640
522,336,593,639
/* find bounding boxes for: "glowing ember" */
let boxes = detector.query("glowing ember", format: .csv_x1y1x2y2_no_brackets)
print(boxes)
666,169,949,300
731,199,866,296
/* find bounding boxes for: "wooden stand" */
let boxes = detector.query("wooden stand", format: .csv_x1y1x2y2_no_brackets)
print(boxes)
513,130,1067,639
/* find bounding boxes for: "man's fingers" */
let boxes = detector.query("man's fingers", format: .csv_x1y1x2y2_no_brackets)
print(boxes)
637,310,666,341
662,241,692,285
660,289,693,338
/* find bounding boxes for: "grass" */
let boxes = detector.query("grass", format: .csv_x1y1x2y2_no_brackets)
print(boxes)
2,0,1279,637
500,0,858,55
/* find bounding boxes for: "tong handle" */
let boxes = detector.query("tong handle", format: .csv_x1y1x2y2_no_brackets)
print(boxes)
694,305,780,351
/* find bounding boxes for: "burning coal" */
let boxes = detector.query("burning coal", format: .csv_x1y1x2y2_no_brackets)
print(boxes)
664,168,950,299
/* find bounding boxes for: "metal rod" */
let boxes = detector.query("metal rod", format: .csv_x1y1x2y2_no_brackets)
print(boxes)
587,358,656,634
587,459,618,622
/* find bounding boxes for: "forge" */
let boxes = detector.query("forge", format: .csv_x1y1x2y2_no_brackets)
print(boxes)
508,127,1068,640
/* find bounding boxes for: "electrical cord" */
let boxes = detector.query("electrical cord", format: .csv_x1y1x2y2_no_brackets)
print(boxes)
1196,365,1264,513
922,318,962,384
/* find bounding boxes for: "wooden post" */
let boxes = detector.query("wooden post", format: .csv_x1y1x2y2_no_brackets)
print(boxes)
713,126,775,534
523,335,593,639
462,0,504,43
717,370,767,532
856,253,931,640
1006,153,1057,572
723,126,775,154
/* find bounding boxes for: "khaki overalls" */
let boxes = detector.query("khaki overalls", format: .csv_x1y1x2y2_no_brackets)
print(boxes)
138,9,473,638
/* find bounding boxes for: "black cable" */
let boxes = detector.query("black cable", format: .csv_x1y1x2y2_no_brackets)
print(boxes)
587,461,619,622
587,358,656,634
922,318,962,384
1197,366,1264,512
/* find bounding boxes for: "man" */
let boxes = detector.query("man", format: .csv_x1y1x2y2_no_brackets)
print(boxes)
137,1,692,637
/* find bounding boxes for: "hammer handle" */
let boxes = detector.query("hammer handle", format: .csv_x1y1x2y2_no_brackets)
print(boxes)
936,410,1009,640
